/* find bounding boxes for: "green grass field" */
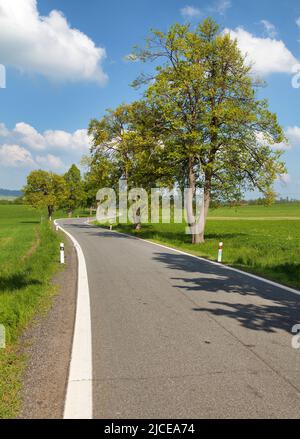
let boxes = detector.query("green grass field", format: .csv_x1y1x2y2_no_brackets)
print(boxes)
101,203,300,290
208,202,300,218
1,202,299,417
0,205,61,418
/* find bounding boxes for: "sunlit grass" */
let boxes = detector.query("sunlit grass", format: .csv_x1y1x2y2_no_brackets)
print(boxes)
0,205,61,418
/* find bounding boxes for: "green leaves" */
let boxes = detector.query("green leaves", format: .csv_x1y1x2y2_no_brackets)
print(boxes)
23,170,67,218
86,18,287,241
130,17,286,203
63,164,84,215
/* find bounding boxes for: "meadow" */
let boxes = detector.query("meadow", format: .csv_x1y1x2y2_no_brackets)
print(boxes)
1,202,299,417
0,204,61,418
109,202,300,290
208,202,300,218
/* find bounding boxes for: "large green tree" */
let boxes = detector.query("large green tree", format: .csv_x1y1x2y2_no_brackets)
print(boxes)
63,164,84,217
132,18,287,243
88,102,174,228
88,102,172,190
23,170,67,220
81,154,118,213
88,104,135,184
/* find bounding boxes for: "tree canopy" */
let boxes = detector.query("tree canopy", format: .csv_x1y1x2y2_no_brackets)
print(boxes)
23,170,67,220
23,18,287,243
63,164,84,217
128,18,286,242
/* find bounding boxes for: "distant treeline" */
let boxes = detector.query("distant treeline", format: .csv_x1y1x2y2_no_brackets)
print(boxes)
0,188,22,197
2,195,298,208
209,197,300,208
247,197,300,205
0,197,24,205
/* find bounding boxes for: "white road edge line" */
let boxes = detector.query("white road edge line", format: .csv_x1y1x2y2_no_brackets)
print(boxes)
85,218,300,298
54,219,93,419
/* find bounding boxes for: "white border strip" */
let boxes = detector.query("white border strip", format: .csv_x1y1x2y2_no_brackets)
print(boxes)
88,219,300,298
54,220,93,419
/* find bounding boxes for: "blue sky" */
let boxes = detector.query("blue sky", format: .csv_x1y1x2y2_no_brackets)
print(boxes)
0,0,300,199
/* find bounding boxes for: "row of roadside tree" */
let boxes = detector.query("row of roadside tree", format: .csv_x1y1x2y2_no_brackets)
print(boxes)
23,18,287,243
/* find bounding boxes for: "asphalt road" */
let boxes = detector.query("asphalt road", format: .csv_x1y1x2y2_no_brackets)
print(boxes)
59,219,300,419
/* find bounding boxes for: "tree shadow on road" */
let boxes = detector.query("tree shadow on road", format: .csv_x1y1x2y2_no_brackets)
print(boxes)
152,252,300,334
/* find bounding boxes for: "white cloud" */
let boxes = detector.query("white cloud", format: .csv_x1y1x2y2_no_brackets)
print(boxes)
0,122,92,152
43,130,72,150
0,0,108,84
181,1,231,20
0,122,9,137
14,122,46,150
278,173,291,185
43,128,90,151
256,131,290,150
296,17,300,27
225,27,298,75
180,5,201,18
36,154,64,170
0,144,35,167
0,121,92,170
271,140,291,150
261,20,277,38
284,126,300,147
214,0,231,15
265,126,300,150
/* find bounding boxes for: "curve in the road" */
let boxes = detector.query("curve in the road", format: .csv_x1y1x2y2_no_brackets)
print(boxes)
57,218,300,419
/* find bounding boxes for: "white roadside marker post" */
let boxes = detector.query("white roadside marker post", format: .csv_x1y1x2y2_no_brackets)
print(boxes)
60,242,65,264
56,225,59,232
218,242,223,263
0,324,5,349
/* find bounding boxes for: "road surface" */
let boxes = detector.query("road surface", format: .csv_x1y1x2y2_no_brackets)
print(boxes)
59,218,300,419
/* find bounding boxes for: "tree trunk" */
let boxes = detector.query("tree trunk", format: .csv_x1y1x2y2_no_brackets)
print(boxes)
186,158,211,244
194,186,210,244
134,206,141,230
48,205,53,221
186,157,197,244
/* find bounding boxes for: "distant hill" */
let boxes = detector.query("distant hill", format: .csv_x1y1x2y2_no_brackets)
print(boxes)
0,188,22,198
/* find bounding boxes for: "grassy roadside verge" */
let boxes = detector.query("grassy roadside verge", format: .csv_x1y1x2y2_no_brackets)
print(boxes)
95,203,300,290
0,205,61,418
